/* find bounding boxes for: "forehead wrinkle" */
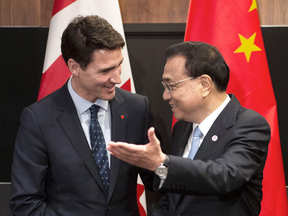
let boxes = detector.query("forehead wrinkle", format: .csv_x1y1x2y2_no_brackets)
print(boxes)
99,57,123,72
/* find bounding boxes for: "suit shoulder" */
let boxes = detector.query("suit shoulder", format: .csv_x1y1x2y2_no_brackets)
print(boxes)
115,88,148,106
172,120,191,134
231,106,271,141
173,120,190,128
238,106,269,126
224,95,270,130
25,88,61,114
116,87,146,100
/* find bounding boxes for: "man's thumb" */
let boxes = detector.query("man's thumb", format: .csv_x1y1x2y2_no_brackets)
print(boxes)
147,127,158,144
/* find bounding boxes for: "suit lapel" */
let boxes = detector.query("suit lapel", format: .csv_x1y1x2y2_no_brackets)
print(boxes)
56,83,107,194
194,94,239,160
194,121,227,160
107,88,128,201
173,122,192,157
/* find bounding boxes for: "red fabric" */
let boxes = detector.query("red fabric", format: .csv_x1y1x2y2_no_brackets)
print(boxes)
38,55,70,100
171,115,177,130
183,0,288,215
52,0,76,17
137,183,146,216
120,78,131,92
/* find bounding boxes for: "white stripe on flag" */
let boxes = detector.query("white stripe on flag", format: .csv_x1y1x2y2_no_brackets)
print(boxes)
137,175,147,214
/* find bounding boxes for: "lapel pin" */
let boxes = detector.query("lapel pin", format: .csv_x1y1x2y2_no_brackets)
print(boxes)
120,115,125,120
212,135,218,141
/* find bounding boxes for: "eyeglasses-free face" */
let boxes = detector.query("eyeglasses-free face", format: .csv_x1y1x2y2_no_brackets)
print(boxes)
162,77,194,92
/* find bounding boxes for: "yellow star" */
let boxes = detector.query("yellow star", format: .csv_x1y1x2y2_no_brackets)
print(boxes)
234,33,261,62
249,0,257,12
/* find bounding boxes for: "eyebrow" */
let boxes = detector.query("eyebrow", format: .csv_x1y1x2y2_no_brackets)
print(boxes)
162,77,172,82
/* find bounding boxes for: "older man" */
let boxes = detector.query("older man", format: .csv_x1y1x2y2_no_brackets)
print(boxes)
108,41,270,216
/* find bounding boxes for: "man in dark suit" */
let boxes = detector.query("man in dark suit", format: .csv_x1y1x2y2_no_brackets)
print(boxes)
10,15,156,216
108,41,271,216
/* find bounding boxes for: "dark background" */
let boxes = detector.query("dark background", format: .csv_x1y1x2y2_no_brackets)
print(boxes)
0,24,288,215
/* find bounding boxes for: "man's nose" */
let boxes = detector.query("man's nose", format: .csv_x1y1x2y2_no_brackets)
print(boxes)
110,67,122,84
163,88,171,101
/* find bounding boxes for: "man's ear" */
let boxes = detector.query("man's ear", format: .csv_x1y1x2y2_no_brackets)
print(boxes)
67,59,80,76
200,74,212,97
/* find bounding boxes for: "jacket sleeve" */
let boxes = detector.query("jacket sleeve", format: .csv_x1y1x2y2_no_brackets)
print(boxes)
10,107,57,216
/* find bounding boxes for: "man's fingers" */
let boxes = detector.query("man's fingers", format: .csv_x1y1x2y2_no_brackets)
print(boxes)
108,142,140,155
107,142,145,166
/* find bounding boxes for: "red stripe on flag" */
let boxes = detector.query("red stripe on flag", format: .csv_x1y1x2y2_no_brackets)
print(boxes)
136,183,146,216
120,78,131,92
52,0,77,17
171,115,177,130
37,55,71,101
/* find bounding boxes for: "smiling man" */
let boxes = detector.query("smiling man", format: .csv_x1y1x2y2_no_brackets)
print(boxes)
10,15,157,216
108,41,271,216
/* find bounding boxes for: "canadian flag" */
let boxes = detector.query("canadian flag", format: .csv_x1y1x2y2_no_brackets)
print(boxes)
38,0,146,215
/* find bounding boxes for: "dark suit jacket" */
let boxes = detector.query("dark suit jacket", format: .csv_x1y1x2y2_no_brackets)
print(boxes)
10,83,155,216
152,94,270,216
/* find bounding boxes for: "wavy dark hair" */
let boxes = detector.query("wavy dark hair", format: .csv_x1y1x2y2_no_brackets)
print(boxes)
61,15,125,70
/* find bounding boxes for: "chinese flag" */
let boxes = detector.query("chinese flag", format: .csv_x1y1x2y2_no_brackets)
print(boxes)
38,0,146,215
184,0,288,215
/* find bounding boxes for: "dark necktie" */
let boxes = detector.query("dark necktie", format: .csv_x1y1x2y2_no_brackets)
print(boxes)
89,105,110,192
188,126,203,160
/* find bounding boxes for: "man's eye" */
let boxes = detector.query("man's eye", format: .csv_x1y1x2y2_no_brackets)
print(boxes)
170,85,176,90
100,69,110,73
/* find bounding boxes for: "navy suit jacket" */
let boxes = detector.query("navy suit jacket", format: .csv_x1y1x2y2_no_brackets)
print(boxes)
152,94,270,216
10,83,155,216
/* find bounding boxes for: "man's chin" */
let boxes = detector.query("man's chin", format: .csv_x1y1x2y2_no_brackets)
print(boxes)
102,91,116,101
173,113,184,121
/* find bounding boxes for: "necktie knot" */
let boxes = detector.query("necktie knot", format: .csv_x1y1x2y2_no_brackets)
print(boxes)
90,105,100,119
193,126,203,138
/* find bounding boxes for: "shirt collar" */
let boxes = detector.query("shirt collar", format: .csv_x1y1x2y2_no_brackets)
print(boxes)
196,94,231,136
68,76,109,115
